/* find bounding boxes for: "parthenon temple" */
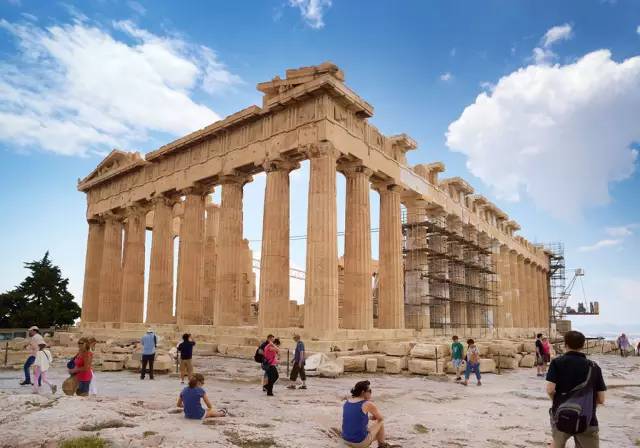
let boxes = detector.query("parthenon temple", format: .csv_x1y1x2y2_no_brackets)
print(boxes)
78,62,551,345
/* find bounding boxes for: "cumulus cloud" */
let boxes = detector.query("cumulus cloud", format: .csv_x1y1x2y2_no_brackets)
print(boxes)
288,0,332,29
542,24,572,48
440,72,453,82
0,16,241,156
577,239,622,252
446,50,639,219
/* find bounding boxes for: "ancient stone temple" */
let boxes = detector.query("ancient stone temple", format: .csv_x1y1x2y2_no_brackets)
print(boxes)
78,63,550,345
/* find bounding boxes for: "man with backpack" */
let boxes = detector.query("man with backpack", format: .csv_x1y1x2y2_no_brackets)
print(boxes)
255,334,274,391
546,330,606,447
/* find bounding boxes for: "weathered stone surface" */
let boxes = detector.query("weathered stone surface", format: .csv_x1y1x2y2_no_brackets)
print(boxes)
519,353,536,368
409,343,449,359
496,356,519,369
365,358,378,373
318,358,344,378
408,358,443,375
479,358,496,373
385,357,403,374
383,342,414,356
342,356,367,372
101,361,124,371
490,343,518,357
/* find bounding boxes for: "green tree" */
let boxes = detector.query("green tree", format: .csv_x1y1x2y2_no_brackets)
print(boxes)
0,252,80,328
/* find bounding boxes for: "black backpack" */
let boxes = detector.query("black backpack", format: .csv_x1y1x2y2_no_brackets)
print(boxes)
553,361,595,435
254,341,267,363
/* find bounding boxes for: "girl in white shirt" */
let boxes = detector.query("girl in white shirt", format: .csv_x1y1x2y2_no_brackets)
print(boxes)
33,343,56,394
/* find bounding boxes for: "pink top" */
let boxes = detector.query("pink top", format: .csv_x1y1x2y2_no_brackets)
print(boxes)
264,344,278,366
75,352,93,382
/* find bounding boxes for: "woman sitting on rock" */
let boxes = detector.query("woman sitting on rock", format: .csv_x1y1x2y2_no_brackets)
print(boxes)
177,373,228,420
342,380,390,448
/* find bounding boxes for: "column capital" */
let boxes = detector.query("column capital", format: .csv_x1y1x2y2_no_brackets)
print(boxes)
219,172,253,186
99,210,123,222
337,162,373,178
180,184,212,197
124,201,151,218
151,194,180,208
303,141,340,160
371,180,402,194
87,216,104,225
262,158,300,173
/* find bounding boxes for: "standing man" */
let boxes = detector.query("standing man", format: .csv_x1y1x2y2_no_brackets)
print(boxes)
177,333,196,384
20,326,45,386
535,333,546,377
287,334,307,390
546,330,606,448
451,335,464,382
616,333,630,357
140,327,157,380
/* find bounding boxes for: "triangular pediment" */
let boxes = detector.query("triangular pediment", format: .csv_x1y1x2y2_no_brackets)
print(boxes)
78,149,146,191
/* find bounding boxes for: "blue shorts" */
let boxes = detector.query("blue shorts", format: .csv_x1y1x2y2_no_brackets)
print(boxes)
185,407,206,420
77,381,91,394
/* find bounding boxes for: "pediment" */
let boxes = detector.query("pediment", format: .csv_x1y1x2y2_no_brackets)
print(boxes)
78,149,146,191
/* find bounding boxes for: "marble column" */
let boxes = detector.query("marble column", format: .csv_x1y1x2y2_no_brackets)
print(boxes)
520,258,530,328
214,175,250,326
146,196,176,324
259,160,297,329
509,251,521,328
499,246,513,328
176,187,207,325
404,199,430,330
98,214,123,322
120,206,146,323
539,268,548,329
341,164,373,330
303,143,339,333
530,263,540,328
202,200,220,325
81,219,104,323
376,183,405,329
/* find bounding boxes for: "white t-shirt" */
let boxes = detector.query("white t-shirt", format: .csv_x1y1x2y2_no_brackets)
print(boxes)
34,349,52,371
29,334,45,356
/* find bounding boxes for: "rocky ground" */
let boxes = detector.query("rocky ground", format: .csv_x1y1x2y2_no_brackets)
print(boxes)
0,354,638,448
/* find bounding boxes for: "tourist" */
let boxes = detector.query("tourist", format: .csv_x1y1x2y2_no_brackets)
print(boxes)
542,336,552,365
20,326,45,386
462,338,481,386
450,335,464,382
546,330,606,447
535,333,545,376
341,380,390,448
264,338,281,396
637,341,640,356
69,337,93,396
616,333,630,357
178,333,196,384
177,373,228,420
88,337,98,395
32,343,56,394
140,327,157,380
287,334,307,390
256,334,274,391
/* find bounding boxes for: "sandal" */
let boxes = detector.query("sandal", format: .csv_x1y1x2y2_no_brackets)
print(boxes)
220,408,228,417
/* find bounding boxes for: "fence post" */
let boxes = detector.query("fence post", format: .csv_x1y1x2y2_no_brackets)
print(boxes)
497,350,501,375
435,347,439,374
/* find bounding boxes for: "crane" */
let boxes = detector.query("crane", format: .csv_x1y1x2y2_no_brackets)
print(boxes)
552,268,600,320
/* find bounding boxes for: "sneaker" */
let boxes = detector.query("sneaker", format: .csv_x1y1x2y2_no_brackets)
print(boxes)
51,385,57,395
455,377,462,382
299,385,307,390
477,381,482,386
262,386,267,392
286,385,296,390
461,381,468,386
266,392,274,397
19,380,32,386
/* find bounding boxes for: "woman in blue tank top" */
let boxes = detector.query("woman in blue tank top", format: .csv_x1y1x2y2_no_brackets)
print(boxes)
342,380,391,447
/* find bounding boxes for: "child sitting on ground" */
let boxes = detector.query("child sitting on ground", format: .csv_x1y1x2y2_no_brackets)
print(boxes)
177,373,228,420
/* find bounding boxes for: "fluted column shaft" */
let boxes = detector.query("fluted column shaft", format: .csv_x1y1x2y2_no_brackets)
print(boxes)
530,264,540,328
120,208,146,323
98,215,123,322
499,246,513,328
259,161,296,329
520,258,529,328
81,220,104,322
509,251,521,328
342,165,373,329
214,177,247,326
177,188,206,325
377,183,405,329
147,197,175,324
304,144,339,333
202,202,220,325
538,268,547,329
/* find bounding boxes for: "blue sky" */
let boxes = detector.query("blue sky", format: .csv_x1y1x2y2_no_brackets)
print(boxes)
1,0,638,335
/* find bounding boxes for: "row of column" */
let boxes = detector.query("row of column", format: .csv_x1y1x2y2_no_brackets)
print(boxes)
82,142,406,331
496,246,549,329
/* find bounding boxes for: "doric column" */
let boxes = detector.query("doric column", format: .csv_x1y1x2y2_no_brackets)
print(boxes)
81,219,104,323
540,269,549,329
120,206,147,323
176,187,207,325
520,258,529,328
376,182,405,329
509,251,521,328
499,246,513,328
98,213,123,322
530,263,540,328
303,143,339,333
146,196,176,324
259,160,297,329
214,175,251,326
341,164,373,330
403,198,430,330
202,200,220,325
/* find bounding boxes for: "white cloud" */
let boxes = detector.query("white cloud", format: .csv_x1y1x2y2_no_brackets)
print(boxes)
542,24,572,48
440,72,453,82
636,25,639,35
446,50,639,219
0,17,241,156
577,239,622,252
127,1,146,15
288,0,332,29
605,224,637,238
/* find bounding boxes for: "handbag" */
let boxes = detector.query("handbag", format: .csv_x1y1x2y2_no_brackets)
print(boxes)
62,375,79,396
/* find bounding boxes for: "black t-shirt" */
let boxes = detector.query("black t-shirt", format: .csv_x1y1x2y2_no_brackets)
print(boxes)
546,351,607,426
177,341,196,360
535,339,544,355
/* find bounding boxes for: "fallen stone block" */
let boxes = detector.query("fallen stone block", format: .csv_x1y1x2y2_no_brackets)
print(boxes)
102,353,127,362
490,343,518,357
522,341,536,353
519,353,536,368
496,356,519,369
408,359,443,375
342,356,366,372
318,358,344,378
383,342,414,357
195,342,218,355
101,361,123,371
409,343,449,359
479,358,496,373
365,358,378,373
385,357,403,374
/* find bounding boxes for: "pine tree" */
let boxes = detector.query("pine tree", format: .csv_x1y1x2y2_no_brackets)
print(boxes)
0,252,81,328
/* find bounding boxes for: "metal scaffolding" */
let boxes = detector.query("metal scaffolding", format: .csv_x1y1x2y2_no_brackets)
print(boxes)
402,209,498,337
